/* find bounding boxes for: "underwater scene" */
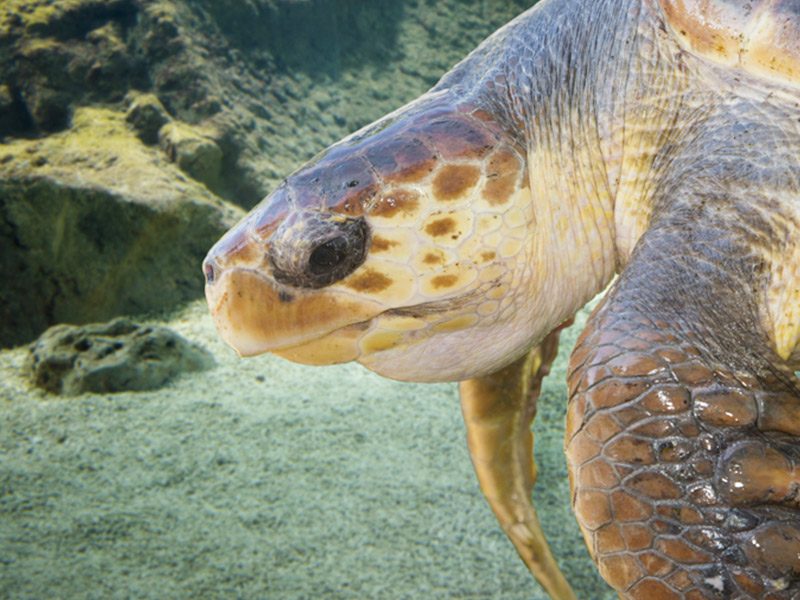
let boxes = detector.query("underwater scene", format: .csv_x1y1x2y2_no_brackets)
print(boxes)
0,2,613,597
6,0,800,599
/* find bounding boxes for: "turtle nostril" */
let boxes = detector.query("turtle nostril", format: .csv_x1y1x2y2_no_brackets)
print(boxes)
308,236,348,276
204,260,217,285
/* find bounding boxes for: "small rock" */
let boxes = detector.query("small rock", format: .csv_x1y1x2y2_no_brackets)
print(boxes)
159,121,223,188
125,92,171,144
27,318,215,395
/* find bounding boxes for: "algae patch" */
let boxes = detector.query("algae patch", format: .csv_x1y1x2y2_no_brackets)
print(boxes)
0,106,242,347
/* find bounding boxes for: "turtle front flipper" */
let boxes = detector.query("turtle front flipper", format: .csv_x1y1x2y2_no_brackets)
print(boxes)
566,210,800,598
460,325,576,600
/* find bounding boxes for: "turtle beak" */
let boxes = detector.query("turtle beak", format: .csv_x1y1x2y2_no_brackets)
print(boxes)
202,187,383,359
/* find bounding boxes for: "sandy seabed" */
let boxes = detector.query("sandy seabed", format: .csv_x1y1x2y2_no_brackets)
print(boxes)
0,300,613,599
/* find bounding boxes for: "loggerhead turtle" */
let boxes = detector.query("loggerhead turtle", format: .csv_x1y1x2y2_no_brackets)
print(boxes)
202,0,800,598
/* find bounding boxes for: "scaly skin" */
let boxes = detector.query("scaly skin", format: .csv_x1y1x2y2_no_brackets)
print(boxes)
204,0,800,597
567,213,800,598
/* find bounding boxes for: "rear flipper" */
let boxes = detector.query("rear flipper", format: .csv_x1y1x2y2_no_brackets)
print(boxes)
460,325,577,600
566,215,800,599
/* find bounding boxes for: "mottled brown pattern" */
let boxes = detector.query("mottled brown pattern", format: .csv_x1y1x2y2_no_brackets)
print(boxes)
416,117,497,161
483,174,518,205
369,189,421,218
433,164,481,201
365,137,438,184
424,217,457,237
483,148,523,205
430,274,459,289
370,236,399,252
344,269,392,293
286,155,378,217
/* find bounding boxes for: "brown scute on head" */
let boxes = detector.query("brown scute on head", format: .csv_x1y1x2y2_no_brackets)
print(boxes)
469,109,498,124
418,117,498,161
487,148,521,176
431,274,459,289
483,173,519,205
483,148,522,205
258,95,515,232
433,164,481,201
369,189,421,219
424,252,444,265
425,217,457,237
327,157,380,215
285,155,377,217
252,185,292,239
481,251,496,262
365,136,438,184
370,236,399,252
345,268,393,293
275,103,511,226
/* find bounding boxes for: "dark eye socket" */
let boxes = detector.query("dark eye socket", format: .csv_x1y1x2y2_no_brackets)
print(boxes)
308,236,348,275
269,215,369,289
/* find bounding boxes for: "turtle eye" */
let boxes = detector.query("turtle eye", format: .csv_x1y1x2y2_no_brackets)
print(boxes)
269,214,370,289
309,236,348,276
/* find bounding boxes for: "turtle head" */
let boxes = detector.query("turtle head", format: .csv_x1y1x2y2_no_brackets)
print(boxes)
204,96,539,382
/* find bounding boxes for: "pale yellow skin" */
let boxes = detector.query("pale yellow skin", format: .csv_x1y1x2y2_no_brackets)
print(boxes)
204,0,800,598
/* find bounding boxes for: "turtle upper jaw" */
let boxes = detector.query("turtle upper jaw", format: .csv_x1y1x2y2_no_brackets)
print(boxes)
204,266,384,360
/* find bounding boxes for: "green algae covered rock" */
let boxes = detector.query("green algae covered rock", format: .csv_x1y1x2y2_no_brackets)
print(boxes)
125,92,171,144
0,107,243,347
1,0,143,132
159,121,224,190
27,317,214,395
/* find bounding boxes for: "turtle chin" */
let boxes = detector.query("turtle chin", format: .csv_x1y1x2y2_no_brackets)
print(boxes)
355,324,532,383
270,324,367,366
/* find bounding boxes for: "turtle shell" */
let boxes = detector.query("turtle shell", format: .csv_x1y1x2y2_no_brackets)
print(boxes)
659,0,800,87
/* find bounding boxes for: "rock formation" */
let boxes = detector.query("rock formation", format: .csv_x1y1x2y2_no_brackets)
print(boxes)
27,317,214,395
